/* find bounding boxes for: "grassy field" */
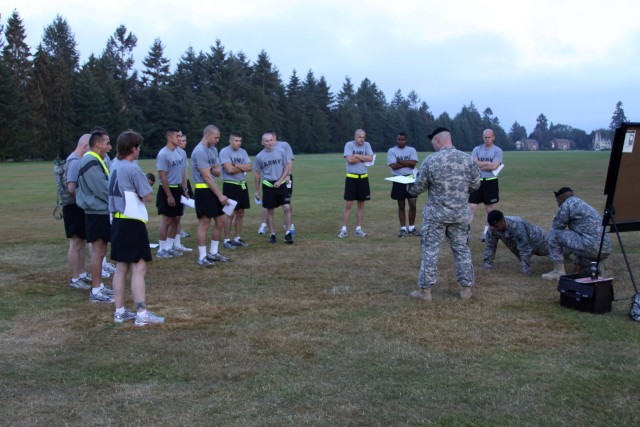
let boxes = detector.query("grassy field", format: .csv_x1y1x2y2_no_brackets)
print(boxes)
1,150,639,426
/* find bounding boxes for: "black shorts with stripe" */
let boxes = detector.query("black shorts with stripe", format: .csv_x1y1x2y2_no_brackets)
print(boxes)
344,176,371,202
63,203,86,239
223,181,251,210
194,188,225,219
110,217,152,263
468,178,499,205
156,186,184,217
85,213,111,243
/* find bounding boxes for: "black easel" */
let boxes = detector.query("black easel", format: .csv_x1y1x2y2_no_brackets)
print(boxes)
602,206,638,294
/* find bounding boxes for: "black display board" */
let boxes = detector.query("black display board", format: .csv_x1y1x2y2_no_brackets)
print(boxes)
604,122,640,232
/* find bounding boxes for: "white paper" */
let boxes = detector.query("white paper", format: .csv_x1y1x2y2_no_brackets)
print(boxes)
223,198,238,216
149,243,159,249
385,175,415,184
492,163,505,177
254,196,262,205
623,130,636,153
364,154,376,167
180,195,195,208
123,191,148,222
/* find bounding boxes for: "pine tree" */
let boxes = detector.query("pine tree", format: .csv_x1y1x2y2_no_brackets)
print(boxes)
3,10,32,88
609,101,627,133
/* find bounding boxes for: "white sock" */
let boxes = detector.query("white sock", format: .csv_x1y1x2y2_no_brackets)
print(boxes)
408,225,415,231
92,287,101,295
102,257,107,267
79,272,88,279
159,240,167,251
401,226,407,231
167,237,175,249
198,246,207,260
210,240,219,254
341,226,347,232
260,222,267,228
224,239,231,243
356,226,362,231
234,236,242,242
174,233,182,247
115,307,125,315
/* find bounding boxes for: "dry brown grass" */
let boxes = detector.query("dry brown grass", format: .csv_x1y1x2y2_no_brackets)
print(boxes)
1,152,640,426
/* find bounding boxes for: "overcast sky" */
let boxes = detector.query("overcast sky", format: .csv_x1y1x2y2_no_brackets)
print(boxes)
3,0,638,134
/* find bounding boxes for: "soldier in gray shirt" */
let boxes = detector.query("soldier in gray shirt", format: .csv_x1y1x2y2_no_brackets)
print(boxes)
407,127,481,301
483,210,549,276
541,187,612,280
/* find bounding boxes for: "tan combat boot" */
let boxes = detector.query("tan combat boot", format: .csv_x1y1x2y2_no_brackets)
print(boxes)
541,262,566,281
459,286,472,300
409,288,432,302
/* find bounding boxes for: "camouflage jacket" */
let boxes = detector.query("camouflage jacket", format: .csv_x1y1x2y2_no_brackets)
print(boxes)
483,216,547,274
408,146,481,223
552,195,611,254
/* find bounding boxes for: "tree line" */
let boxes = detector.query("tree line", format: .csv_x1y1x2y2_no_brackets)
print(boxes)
0,10,628,161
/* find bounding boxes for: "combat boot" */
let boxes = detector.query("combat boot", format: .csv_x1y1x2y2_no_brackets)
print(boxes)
541,262,566,281
409,288,432,302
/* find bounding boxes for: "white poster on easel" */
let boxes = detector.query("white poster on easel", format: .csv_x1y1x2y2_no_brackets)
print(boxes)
623,130,636,153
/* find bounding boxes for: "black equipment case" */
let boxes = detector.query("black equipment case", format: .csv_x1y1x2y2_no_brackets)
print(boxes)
557,274,614,314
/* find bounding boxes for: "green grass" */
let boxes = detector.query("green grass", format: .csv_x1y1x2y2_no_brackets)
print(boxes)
1,151,639,426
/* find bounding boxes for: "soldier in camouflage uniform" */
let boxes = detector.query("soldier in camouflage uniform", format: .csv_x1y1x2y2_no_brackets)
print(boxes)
407,127,481,301
483,210,549,276
541,187,612,280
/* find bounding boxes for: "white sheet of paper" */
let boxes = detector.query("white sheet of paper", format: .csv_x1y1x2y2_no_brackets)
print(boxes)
385,175,415,184
223,198,238,216
492,163,505,176
149,243,159,249
364,154,376,167
180,195,195,208
123,191,148,222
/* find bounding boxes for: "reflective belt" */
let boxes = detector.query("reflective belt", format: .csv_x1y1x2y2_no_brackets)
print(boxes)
224,180,247,190
481,177,498,181
195,183,209,189
346,173,368,179
262,179,275,188
168,184,180,188
114,212,147,224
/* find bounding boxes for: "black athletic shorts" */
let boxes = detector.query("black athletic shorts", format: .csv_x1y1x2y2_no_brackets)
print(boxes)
390,181,415,200
468,178,499,205
194,188,225,219
344,175,371,202
223,181,251,210
156,186,184,217
85,213,111,243
63,203,86,239
110,217,152,263
262,182,290,209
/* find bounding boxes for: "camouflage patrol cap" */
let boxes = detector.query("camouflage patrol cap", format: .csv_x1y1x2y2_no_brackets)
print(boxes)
553,187,573,197
487,210,504,226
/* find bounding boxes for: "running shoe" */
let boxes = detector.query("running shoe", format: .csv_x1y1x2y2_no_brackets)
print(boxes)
113,308,137,323
355,229,368,237
89,288,114,303
234,238,249,247
135,311,165,326
206,252,230,262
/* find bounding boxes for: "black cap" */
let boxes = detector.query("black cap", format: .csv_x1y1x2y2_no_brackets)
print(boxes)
487,210,504,226
553,187,573,197
427,127,450,139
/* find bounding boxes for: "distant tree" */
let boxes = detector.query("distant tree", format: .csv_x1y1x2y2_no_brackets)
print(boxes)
101,24,138,117
452,101,483,151
3,10,32,88
354,78,386,150
0,57,27,160
247,49,285,150
549,123,590,150
530,114,549,149
509,121,527,143
334,77,361,147
28,15,79,158
141,38,170,87
609,101,627,133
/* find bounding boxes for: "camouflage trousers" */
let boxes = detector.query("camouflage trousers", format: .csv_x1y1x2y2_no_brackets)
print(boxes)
547,229,608,266
419,220,474,288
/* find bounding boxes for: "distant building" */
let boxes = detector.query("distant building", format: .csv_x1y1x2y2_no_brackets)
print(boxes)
517,139,540,151
593,132,612,150
550,138,572,150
